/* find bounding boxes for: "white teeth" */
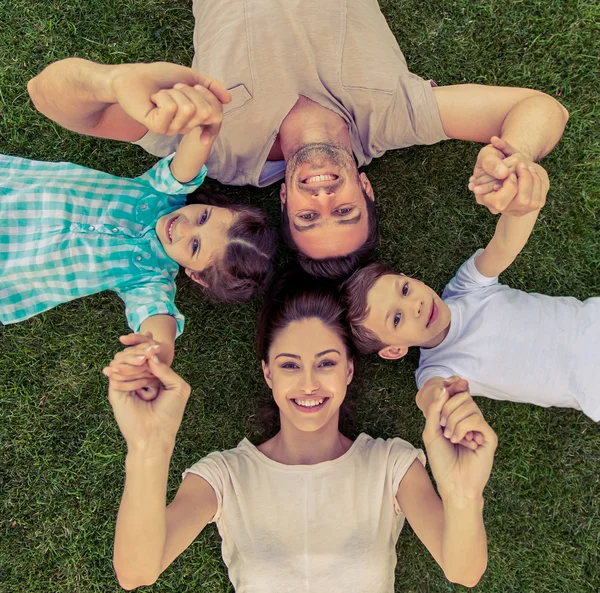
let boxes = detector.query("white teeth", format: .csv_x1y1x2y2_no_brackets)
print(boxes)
167,218,175,241
294,399,325,408
305,174,336,183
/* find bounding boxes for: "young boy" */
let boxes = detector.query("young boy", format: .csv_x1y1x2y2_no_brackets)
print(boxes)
342,162,599,422
1,84,276,372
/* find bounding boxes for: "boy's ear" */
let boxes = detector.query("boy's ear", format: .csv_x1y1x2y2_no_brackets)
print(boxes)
262,360,273,388
279,183,287,210
185,268,209,288
378,345,408,360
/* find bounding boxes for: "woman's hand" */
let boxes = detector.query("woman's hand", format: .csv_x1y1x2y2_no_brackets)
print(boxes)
423,387,497,502
108,355,191,453
103,332,162,400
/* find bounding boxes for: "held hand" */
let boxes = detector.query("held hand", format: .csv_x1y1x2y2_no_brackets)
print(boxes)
470,137,549,216
110,62,231,137
423,388,497,501
103,332,162,400
108,355,191,451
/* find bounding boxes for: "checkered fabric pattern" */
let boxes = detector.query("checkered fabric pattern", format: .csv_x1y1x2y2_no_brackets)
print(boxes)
0,153,207,337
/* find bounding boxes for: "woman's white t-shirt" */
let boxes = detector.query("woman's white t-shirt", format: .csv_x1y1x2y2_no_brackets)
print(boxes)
183,433,425,593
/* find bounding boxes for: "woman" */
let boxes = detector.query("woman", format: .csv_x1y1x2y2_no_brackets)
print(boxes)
108,275,497,591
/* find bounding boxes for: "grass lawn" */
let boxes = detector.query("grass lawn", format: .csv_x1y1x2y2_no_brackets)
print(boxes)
1,1,598,591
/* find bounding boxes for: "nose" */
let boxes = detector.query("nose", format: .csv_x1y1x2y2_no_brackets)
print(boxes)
310,187,334,198
413,296,424,318
177,219,194,238
299,368,320,394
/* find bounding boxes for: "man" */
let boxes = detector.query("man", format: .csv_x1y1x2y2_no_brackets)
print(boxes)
28,0,568,278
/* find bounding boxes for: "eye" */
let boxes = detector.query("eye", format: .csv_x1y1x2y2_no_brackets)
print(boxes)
280,362,299,370
393,313,401,328
318,359,337,368
198,210,209,225
298,212,317,221
402,282,409,296
191,239,199,255
335,207,353,216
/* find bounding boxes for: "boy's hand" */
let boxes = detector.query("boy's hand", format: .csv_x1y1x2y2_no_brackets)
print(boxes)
469,136,549,216
102,332,162,400
423,388,498,501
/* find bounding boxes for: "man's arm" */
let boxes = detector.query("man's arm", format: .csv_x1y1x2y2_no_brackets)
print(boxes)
433,85,567,215
433,84,568,160
27,58,230,141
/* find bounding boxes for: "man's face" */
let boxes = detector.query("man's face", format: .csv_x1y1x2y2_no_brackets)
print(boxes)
364,274,451,352
281,142,374,259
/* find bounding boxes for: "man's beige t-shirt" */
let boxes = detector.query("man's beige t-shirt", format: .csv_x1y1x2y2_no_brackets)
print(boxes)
183,433,425,593
137,0,448,187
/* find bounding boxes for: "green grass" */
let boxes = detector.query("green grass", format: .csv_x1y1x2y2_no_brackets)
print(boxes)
1,0,599,591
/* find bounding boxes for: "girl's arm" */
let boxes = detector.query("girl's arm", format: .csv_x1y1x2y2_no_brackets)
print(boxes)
109,357,217,589
169,87,223,183
397,389,497,587
474,161,546,278
140,315,177,366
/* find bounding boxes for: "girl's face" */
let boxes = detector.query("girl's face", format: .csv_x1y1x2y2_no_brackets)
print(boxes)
156,204,234,279
262,318,354,433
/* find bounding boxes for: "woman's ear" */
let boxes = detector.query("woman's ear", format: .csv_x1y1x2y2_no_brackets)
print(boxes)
262,360,273,389
378,345,408,360
346,358,355,385
185,268,209,288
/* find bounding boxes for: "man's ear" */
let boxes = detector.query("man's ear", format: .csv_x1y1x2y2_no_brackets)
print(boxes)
185,268,209,288
378,345,408,360
279,183,287,210
262,360,273,388
359,172,375,202
346,359,355,385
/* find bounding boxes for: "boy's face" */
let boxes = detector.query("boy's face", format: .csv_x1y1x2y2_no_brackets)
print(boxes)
155,205,234,277
363,274,451,358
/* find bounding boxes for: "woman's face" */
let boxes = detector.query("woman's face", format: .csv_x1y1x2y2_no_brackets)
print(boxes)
262,317,354,433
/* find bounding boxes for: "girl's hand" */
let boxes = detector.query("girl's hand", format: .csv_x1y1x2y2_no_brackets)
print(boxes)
423,387,497,502
103,332,162,400
108,355,191,452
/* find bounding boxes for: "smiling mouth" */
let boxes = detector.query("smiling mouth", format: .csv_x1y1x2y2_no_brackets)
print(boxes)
426,300,438,328
166,216,178,243
291,397,330,413
301,173,339,184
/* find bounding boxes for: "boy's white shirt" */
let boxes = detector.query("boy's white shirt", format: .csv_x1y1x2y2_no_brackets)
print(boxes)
416,250,600,421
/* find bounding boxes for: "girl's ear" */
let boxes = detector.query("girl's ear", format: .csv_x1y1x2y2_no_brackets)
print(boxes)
346,358,355,385
185,268,209,288
378,345,408,360
261,360,273,389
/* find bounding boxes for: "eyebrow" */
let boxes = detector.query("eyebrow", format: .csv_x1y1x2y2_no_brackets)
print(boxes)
274,349,341,360
293,212,362,233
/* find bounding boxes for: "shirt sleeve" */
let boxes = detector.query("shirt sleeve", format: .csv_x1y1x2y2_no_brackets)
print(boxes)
441,249,499,300
389,438,426,515
183,451,227,523
415,364,456,390
373,75,449,152
114,277,185,338
136,153,207,195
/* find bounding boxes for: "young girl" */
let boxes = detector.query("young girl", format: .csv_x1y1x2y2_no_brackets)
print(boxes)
107,274,497,591
1,109,277,368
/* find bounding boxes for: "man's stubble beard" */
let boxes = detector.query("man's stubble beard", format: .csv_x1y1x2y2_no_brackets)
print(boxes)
285,142,358,186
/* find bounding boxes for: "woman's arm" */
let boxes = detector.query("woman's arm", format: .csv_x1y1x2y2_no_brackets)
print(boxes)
397,389,497,587
108,357,217,589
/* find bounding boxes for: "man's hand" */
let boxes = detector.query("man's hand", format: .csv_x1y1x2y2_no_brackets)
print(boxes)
469,136,549,216
109,62,231,137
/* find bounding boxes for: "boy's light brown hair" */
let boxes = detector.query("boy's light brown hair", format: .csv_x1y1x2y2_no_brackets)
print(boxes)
341,262,397,355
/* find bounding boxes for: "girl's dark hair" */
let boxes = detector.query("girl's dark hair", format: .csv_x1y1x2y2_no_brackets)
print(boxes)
185,188,278,302
254,270,358,438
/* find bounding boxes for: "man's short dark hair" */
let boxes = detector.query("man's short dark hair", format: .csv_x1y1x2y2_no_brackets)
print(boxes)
280,187,379,280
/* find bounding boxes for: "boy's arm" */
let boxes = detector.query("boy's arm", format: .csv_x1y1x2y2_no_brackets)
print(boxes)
168,84,223,184
416,376,469,416
475,161,545,278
